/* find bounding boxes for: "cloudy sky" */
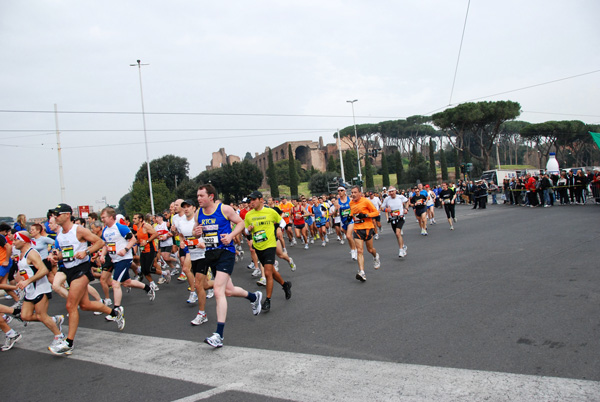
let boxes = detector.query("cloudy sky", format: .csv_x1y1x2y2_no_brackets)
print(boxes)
1,0,598,219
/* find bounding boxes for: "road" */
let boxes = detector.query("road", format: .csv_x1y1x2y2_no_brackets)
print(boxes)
3,203,600,401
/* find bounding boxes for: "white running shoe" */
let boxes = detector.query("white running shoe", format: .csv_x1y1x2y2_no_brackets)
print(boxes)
351,249,357,261
150,282,159,291
325,236,329,243
148,287,156,301
187,292,198,304
374,234,379,240
115,306,125,331
373,253,381,269
247,261,255,270
48,338,72,355
251,291,263,316
157,277,166,285
251,268,262,278
289,258,296,271
204,332,223,348
340,239,345,245
274,260,279,272
206,289,214,299
310,239,314,244
355,271,366,282
191,313,208,326
256,277,267,286
399,248,407,258
304,243,309,250
322,241,326,247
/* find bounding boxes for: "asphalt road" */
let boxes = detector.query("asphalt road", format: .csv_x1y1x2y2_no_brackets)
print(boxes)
3,202,600,401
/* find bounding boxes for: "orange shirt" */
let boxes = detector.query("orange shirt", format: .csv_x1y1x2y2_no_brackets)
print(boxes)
279,202,293,224
349,197,379,230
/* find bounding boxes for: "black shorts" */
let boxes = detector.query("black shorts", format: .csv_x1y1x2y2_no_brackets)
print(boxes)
294,223,306,230
191,258,209,276
253,247,277,266
353,228,374,241
415,207,427,217
205,249,235,276
141,251,156,275
160,246,171,253
373,215,381,222
101,254,113,272
390,217,405,232
285,223,293,230
178,248,186,258
65,261,94,285
24,292,52,304
333,222,341,227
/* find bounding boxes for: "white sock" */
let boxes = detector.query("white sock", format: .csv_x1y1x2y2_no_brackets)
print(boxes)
6,329,16,337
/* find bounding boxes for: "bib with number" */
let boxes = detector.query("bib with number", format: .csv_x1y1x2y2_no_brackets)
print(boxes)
107,242,116,255
253,230,268,243
62,246,75,262
341,209,351,218
185,236,199,249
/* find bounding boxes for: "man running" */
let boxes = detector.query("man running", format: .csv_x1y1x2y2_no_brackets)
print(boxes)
193,184,262,348
410,183,429,236
349,186,381,281
48,203,124,355
334,187,357,260
244,191,292,313
439,182,458,230
380,186,409,257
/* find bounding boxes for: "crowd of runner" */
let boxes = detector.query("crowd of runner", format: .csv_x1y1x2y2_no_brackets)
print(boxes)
1,173,596,354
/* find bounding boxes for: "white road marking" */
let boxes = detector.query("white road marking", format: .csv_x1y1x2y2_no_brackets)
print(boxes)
15,324,600,401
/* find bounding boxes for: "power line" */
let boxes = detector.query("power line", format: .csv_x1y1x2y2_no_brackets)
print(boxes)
449,0,471,106
0,128,333,133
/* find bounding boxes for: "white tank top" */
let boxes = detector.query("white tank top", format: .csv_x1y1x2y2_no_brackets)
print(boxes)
56,224,89,268
18,248,52,299
176,215,205,261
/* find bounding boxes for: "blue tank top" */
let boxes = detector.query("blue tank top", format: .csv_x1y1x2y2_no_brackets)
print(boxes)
338,197,352,223
197,203,235,253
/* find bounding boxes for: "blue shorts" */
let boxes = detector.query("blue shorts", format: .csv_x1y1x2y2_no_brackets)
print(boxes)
341,218,353,231
0,260,12,277
113,259,133,283
305,217,314,225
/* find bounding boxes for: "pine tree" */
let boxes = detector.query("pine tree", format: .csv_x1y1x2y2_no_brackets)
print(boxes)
327,155,337,172
429,138,436,184
381,153,390,187
440,149,448,181
365,156,374,190
267,148,279,198
343,150,357,183
395,151,404,186
288,144,299,197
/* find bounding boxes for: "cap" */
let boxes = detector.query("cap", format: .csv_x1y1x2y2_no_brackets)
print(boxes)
242,197,249,203
53,203,73,214
248,190,263,200
337,186,346,191
115,214,126,225
382,187,387,190
281,195,287,199
181,199,195,207
425,184,430,188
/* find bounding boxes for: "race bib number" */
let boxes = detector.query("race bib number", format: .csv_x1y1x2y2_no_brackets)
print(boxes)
185,236,199,249
391,210,401,217
253,230,268,243
203,233,218,247
107,242,116,255
283,212,290,218
62,246,75,262
19,269,30,280
341,209,351,218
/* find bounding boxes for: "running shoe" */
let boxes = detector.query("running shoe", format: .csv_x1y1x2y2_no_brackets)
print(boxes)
262,298,271,313
115,307,125,331
105,298,113,306
310,239,314,244
325,236,329,243
206,289,214,299
450,225,454,230
48,338,72,355
289,258,296,272
290,239,297,246
105,314,115,322
164,270,172,284
351,249,357,261
304,243,309,250
283,247,287,253
204,332,223,348
399,248,407,258
423,230,428,236
191,313,208,326
453,217,457,222
187,292,198,304
238,250,244,260
157,277,166,285
148,287,156,301
274,260,279,272
247,262,255,270
48,336,65,350
356,271,366,282
177,273,187,281
256,277,267,286
3,314,12,324
251,291,263,315
150,282,159,291
374,234,379,240
340,239,345,245
282,281,292,300
1,332,22,352
322,241,326,247
251,268,262,278
337,236,341,241
53,315,65,334
373,253,381,269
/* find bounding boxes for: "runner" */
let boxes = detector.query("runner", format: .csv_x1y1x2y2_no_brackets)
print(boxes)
425,185,437,225
291,198,309,249
334,187,357,260
12,231,65,352
439,182,457,230
244,191,292,313
48,203,124,356
312,196,328,247
410,183,429,236
380,186,409,257
368,192,383,239
193,184,262,348
349,186,381,282
133,213,168,289
278,196,295,246
175,200,212,326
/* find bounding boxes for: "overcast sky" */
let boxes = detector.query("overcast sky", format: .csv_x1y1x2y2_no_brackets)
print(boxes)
1,0,599,219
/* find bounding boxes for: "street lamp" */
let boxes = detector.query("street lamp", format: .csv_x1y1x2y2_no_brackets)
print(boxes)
130,59,155,215
346,99,362,191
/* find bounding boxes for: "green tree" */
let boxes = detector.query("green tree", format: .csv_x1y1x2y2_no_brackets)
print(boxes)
244,152,253,161
308,172,337,195
218,160,263,203
440,149,448,181
327,155,338,172
454,148,461,180
395,151,404,186
267,149,279,198
381,153,390,187
343,149,357,182
429,138,436,183
288,145,299,197
135,155,189,192
126,179,174,216
364,156,374,190
406,152,429,184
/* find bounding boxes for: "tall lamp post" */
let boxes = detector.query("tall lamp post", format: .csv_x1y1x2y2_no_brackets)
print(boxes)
346,99,362,191
130,59,155,215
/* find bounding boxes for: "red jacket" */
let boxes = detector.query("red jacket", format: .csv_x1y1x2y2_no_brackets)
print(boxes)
525,177,537,191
